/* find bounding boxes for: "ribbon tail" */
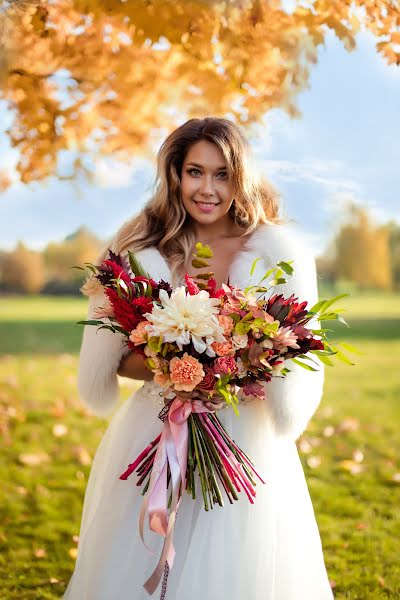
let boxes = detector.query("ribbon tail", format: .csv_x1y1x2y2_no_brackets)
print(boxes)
143,498,179,595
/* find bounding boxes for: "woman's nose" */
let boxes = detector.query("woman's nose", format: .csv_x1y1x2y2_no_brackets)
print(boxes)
199,175,215,196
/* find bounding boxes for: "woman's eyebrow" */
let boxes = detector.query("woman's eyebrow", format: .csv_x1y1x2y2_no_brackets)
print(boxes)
186,162,227,170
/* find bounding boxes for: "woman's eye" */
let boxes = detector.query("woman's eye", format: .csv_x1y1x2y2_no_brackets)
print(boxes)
188,168,201,176
217,171,228,179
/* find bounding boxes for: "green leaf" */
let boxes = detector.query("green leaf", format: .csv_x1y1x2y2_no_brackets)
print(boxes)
339,342,364,355
319,293,350,314
270,277,287,286
196,272,214,280
195,242,213,259
308,299,327,315
192,258,210,269
291,358,319,372
335,351,355,366
111,325,130,335
250,257,262,276
127,250,150,278
71,265,86,271
76,319,104,325
277,260,294,276
311,351,335,367
148,336,162,353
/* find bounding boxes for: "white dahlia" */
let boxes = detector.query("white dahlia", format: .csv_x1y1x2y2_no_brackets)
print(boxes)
144,287,225,355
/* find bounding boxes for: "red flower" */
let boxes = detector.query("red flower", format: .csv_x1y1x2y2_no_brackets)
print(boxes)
185,274,200,295
105,288,141,332
197,365,216,392
213,356,238,376
132,296,153,315
102,259,132,287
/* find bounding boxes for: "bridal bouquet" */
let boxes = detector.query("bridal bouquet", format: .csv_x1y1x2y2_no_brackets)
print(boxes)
77,244,351,594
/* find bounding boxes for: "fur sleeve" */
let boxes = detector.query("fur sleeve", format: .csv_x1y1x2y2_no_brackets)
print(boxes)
76,246,171,417
77,290,130,417
261,225,325,440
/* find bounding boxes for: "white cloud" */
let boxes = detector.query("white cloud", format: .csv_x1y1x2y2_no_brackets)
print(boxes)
93,156,152,189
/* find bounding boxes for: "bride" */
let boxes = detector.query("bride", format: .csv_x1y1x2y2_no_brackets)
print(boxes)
63,117,334,599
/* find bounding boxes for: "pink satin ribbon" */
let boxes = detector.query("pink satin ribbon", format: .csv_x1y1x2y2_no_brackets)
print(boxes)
139,396,214,595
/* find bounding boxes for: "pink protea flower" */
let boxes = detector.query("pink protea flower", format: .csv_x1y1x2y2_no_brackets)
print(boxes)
211,340,234,356
93,298,114,319
217,315,234,336
214,356,238,375
273,326,300,353
129,321,150,345
169,353,205,392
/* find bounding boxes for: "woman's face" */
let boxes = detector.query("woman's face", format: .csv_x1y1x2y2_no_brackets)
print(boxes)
180,140,235,227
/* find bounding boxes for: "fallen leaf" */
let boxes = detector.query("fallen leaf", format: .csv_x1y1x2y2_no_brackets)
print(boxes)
355,522,368,531
378,576,385,588
352,449,364,463
34,548,46,558
19,452,50,466
338,417,360,433
323,425,335,437
391,473,400,483
75,470,85,480
298,438,312,454
49,578,59,584
52,423,68,437
73,446,92,466
69,547,78,559
307,456,321,469
72,534,79,543
339,460,365,475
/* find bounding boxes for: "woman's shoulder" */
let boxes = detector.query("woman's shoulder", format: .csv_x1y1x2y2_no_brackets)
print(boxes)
245,221,317,266
124,245,171,282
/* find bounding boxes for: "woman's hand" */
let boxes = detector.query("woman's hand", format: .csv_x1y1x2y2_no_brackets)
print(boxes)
117,351,153,381
168,389,225,412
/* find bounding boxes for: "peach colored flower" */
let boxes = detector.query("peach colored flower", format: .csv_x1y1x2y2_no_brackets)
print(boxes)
232,333,248,349
129,321,149,345
154,372,173,387
211,340,234,356
169,353,205,392
217,315,234,336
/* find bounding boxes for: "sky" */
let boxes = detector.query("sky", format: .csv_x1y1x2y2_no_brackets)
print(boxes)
0,28,399,255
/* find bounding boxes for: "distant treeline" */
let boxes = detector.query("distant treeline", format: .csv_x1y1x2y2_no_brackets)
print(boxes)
0,206,399,295
0,226,103,295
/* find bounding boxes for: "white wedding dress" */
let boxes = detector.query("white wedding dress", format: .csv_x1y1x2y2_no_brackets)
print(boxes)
63,223,334,600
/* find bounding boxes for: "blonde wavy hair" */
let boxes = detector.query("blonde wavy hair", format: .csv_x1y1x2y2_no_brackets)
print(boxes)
81,117,281,296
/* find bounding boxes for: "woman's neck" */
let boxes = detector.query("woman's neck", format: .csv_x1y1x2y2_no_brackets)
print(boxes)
192,217,244,244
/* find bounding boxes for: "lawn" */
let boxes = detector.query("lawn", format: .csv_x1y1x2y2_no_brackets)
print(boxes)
0,293,399,599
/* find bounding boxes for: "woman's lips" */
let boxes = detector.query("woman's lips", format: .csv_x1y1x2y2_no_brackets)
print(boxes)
194,200,220,213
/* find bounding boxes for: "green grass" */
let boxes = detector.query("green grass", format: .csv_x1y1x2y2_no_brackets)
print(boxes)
0,294,399,598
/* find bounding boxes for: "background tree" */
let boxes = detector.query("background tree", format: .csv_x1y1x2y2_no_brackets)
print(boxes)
0,0,399,188
42,226,102,293
1,242,46,293
331,205,392,291
388,221,400,290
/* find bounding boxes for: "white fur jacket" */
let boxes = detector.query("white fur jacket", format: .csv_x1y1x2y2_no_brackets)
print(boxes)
77,222,324,441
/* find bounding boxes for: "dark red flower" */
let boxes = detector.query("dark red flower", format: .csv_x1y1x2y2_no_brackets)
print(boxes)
102,259,132,287
132,296,153,315
105,288,141,332
197,365,216,392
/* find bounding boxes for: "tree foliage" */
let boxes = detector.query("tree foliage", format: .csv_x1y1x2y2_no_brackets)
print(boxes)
328,205,392,291
1,242,46,293
0,0,399,186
